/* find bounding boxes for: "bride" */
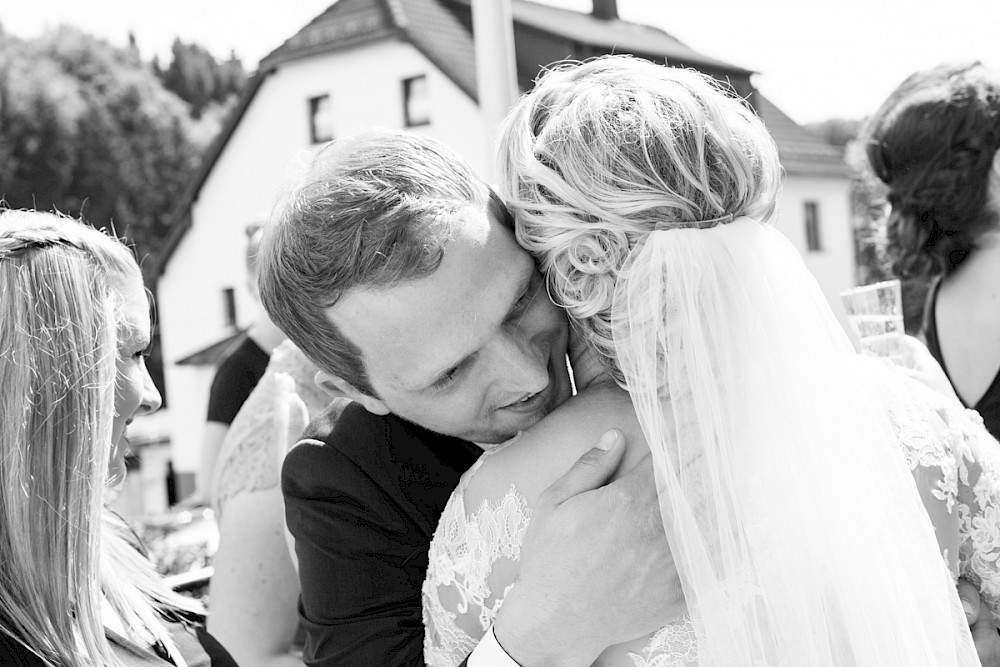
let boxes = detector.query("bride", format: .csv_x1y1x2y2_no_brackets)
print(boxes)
422,56,1000,665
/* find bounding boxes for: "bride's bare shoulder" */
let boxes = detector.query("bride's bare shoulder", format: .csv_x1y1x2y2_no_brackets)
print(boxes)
464,382,646,510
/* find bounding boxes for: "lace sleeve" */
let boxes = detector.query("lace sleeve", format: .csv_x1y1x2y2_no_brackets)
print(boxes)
889,377,1000,622
422,434,702,667
212,341,339,517
951,408,1000,621
422,442,531,667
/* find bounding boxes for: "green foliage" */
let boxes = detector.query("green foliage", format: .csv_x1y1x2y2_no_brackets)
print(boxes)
0,27,206,260
158,39,246,118
805,118,862,150
0,27,248,400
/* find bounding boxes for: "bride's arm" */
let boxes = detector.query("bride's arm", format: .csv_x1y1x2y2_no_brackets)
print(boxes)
445,386,683,666
893,377,1000,620
949,410,1000,621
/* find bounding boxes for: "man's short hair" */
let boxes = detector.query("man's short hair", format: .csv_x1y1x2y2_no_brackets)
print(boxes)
257,128,511,397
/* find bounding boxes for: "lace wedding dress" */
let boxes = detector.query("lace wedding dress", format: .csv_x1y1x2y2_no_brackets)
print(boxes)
422,375,1000,667
212,340,344,516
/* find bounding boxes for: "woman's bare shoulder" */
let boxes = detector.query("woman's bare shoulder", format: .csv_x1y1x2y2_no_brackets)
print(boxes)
464,382,647,511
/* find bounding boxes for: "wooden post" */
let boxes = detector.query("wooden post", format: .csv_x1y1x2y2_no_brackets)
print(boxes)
471,0,517,182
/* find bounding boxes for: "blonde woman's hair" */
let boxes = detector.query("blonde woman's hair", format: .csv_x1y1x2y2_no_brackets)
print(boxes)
0,210,199,666
497,56,783,380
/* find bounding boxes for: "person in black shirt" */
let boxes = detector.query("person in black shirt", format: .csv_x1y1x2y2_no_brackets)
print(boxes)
182,223,285,507
257,130,677,666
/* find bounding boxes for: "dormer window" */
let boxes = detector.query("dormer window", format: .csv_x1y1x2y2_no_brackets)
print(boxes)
403,75,430,127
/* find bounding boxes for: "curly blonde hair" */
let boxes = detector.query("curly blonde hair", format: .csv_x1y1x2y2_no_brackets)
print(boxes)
497,56,782,381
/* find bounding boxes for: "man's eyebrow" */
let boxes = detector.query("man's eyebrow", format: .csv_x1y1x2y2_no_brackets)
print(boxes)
415,269,533,393
507,269,533,317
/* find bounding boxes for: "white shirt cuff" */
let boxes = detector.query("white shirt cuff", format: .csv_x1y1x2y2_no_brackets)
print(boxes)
468,625,521,667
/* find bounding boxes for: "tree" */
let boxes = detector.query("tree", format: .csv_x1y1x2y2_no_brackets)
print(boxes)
805,118,862,151
0,27,222,399
158,39,247,118
0,27,206,261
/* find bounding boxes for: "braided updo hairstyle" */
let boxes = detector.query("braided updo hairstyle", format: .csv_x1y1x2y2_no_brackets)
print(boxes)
497,56,782,381
863,62,1000,280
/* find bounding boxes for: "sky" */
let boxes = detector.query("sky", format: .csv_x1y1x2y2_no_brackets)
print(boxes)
2,0,998,125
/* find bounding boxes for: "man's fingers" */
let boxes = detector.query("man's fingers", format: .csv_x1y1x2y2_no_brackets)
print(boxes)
540,429,626,506
958,579,983,625
970,610,1000,666
609,450,658,497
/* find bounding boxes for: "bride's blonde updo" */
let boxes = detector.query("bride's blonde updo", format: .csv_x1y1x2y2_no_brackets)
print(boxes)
497,55,782,380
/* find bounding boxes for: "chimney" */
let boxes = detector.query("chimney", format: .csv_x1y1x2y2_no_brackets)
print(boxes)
592,0,618,20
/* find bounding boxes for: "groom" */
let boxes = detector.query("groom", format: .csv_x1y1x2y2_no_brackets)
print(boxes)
256,128,678,667
258,129,1000,667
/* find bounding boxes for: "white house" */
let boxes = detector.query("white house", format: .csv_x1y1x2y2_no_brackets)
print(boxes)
150,0,852,496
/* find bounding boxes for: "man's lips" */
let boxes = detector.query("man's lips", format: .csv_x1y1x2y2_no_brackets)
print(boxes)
499,384,551,414
498,358,564,416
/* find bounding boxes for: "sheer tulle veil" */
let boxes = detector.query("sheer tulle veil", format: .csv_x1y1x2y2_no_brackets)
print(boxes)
613,215,978,665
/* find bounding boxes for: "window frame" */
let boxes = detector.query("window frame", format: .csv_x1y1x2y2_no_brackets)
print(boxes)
308,94,334,144
804,200,822,252
402,75,430,128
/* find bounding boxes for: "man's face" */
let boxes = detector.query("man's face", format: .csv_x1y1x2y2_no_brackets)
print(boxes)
327,204,572,444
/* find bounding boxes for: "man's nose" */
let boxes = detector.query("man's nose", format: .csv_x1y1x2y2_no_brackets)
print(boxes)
493,331,549,395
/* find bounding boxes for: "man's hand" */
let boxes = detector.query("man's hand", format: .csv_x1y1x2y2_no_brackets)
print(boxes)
493,430,680,667
959,579,1000,666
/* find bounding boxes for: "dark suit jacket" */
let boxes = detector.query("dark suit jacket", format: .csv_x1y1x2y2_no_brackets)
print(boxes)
282,401,482,667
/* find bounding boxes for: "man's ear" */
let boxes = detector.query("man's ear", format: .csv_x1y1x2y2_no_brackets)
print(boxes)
314,371,390,415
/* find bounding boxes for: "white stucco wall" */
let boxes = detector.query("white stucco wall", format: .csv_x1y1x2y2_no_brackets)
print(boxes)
158,39,489,476
773,175,855,325
158,36,857,479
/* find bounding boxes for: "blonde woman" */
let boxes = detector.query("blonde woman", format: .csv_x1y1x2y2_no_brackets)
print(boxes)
0,210,238,666
423,57,1000,665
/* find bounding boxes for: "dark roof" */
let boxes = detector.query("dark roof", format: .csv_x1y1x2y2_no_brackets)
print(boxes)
259,0,751,97
753,94,847,177
510,1,749,74
152,0,844,278
260,0,480,97
175,329,247,366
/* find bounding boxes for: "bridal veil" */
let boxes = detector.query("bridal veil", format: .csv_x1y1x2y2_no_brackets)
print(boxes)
614,216,978,665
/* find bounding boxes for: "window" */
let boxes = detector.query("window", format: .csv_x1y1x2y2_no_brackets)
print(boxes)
804,201,822,252
309,94,333,144
222,287,237,328
403,75,430,127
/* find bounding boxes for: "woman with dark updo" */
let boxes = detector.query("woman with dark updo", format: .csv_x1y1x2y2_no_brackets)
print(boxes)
864,61,1000,439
